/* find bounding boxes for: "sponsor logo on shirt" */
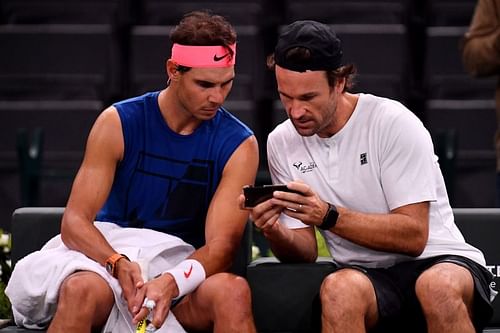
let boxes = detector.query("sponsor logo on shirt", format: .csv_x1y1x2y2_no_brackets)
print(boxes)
292,161,317,173
360,153,368,165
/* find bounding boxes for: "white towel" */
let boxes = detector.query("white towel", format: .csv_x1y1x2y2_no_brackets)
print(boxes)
6,222,195,333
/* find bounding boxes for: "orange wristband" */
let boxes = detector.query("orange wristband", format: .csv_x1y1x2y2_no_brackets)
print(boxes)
105,253,129,278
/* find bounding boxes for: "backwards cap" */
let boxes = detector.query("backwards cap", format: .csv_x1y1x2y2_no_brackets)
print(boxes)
274,20,342,72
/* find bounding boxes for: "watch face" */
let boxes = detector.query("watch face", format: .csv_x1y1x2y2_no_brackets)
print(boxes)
320,204,338,230
106,262,113,274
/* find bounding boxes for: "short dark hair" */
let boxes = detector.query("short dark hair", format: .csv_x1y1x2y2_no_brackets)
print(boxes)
267,48,357,92
170,10,237,72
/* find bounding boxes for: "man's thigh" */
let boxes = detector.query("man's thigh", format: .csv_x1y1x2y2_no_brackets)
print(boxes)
362,255,493,333
172,272,238,331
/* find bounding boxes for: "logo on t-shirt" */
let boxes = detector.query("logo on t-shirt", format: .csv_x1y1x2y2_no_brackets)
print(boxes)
292,161,317,173
360,153,368,165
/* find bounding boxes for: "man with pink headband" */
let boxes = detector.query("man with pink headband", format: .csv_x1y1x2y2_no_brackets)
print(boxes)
7,10,258,333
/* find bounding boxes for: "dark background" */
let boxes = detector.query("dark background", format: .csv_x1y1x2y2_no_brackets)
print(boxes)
0,0,496,231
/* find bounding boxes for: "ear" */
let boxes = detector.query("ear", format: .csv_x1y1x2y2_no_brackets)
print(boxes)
166,59,180,82
335,77,346,94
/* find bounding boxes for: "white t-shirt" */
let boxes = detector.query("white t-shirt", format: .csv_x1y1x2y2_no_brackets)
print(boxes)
267,93,486,268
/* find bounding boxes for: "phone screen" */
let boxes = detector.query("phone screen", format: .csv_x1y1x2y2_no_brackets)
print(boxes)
243,185,299,207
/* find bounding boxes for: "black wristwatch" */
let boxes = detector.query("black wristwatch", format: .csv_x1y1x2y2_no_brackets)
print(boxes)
319,202,339,230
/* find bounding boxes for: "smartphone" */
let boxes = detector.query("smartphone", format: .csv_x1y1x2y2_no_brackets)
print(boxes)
243,184,301,208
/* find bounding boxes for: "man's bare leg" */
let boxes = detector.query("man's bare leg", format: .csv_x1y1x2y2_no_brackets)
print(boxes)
173,272,256,333
320,269,378,333
416,262,476,333
48,271,114,333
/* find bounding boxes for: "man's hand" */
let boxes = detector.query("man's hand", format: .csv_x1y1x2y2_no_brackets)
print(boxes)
239,181,320,262
132,273,179,329
239,191,283,236
114,259,145,315
269,181,329,227
239,180,328,235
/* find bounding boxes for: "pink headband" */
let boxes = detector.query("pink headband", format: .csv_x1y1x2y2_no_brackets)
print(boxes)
171,43,236,68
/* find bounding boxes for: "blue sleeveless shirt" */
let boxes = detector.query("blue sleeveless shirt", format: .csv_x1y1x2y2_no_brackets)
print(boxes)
96,91,253,248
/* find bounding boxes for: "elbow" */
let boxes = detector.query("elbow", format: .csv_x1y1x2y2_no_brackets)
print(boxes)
286,252,317,264
405,232,428,257
60,221,72,249
305,249,318,263
277,255,317,264
407,245,425,257
219,240,242,271
275,247,318,264
60,215,77,251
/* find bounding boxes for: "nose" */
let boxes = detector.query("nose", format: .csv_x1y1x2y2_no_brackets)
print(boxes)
288,100,306,119
208,87,224,104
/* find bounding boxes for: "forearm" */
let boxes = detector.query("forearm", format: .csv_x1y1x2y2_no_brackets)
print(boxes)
331,206,428,257
60,212,116,265
264,223,317,263
188,237,241,276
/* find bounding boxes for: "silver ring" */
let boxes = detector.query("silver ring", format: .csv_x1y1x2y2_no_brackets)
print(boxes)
299,204,303,209
142,298,156,311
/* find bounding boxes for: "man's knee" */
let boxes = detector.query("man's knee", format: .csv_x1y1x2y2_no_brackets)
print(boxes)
416,264,471,298
206,272,252,306
416,263,474,314
320,269,379,329
320,268,374,304
57,272,113,314
60,273,94,301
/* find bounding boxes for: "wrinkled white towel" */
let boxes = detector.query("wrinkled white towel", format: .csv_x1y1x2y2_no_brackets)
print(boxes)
6,222,195,333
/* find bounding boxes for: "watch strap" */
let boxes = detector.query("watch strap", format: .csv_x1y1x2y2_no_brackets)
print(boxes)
319,202,339,230
105,253,130,278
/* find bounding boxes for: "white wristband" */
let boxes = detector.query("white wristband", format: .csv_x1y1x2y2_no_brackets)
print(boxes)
163,259,206,299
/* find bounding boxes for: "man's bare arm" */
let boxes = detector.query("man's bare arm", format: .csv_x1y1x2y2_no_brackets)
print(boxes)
60,106,124,265
191,135,259,276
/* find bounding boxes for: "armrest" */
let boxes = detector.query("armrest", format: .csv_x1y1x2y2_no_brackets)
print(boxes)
11,207,64,267
453,208,500,327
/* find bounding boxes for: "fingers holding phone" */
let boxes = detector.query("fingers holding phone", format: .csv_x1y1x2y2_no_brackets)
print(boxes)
243,184,301,208
240,185,291,234
272,182,330,227
245,181,325,227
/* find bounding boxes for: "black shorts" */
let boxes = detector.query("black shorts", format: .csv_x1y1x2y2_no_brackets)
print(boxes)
342,255,494,333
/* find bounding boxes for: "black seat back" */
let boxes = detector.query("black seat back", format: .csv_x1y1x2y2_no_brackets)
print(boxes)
454,208,500,326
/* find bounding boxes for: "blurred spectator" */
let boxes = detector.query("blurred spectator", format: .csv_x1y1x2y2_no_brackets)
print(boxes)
462,0,500,206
